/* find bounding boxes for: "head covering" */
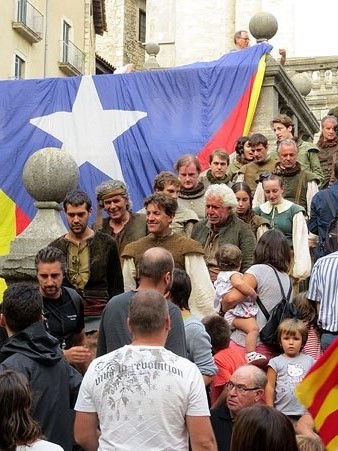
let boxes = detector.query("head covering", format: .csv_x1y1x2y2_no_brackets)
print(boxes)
94,180,131,229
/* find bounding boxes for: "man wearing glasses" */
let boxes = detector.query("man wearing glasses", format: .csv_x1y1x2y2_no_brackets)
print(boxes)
210,365,267,451
233,30,250,50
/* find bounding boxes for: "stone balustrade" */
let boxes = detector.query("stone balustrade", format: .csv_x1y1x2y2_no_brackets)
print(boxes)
285,56,338,121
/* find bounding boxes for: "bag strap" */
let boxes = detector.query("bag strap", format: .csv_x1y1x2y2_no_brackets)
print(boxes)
324,190,336,218
268,264,292,301
255,296,269,320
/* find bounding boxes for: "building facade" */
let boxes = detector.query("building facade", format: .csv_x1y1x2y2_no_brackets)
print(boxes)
0,0,106,79
96,0,146,70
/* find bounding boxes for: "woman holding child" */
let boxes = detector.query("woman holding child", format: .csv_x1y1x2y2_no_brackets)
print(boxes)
223,229,293,363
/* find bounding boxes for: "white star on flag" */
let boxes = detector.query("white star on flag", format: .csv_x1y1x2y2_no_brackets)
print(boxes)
30,75,147,180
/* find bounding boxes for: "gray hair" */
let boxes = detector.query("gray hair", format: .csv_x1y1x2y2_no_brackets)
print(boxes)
277,139,298,153
205,184,238,213
95,179,132,210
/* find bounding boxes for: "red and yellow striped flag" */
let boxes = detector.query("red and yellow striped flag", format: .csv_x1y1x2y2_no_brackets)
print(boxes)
296,339,338,450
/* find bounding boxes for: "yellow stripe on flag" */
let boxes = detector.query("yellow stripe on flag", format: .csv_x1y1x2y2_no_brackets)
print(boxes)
0,189,16,301
243,54,267,135
315,387,338,430
328,435,338,451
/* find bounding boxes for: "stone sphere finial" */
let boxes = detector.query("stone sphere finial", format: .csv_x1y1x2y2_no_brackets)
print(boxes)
291,73,312,97
143,42,161,70
144,42,160,57
23,147,79,202
249,11,278,42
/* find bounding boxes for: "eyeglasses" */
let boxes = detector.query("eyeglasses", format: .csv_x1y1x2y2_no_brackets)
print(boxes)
240,37,250,41
225,381,260,393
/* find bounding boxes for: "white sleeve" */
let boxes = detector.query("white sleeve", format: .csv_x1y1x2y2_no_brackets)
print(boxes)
235,173,244,183
256,224,269,241
122,258,137,291
292,212,312,280
186,363,211,416
75,364,97,413
306,181,319,218
185,254,216,319
252,182,265,208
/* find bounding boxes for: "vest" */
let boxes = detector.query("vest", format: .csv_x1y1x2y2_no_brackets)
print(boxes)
121,233,204,270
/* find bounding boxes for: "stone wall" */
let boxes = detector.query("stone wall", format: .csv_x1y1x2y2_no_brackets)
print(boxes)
96,0,145,70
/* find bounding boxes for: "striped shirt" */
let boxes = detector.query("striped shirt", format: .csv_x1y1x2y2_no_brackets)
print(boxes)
308,251,338,332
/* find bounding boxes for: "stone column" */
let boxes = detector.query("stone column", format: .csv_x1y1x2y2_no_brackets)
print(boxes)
0,147,79,285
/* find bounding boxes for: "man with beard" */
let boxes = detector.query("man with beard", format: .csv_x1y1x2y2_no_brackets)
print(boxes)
35,246,91,371
0,283,82,450
49,189,123,352
92,179,147,256
191,184,255,281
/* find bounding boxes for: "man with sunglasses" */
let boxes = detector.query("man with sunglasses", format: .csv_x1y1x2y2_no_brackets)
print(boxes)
210,365,267,451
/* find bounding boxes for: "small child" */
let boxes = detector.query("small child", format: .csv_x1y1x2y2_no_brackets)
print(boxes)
292,292,322,361
266,318,315,433
296,435,326,451
202,315,246,407
214,244,266,365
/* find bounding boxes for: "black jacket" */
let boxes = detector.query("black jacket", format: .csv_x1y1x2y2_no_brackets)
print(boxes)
0,322,82,451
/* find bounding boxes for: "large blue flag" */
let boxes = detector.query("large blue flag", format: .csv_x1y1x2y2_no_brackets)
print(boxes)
0,43,272,253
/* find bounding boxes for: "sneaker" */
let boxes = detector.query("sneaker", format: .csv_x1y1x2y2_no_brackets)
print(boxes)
246,351,267,365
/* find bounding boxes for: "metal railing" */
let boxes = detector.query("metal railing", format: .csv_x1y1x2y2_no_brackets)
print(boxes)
60,39,85,74
16,0,44,37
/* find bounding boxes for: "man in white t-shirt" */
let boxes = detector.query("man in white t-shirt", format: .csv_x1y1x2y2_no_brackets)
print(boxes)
74,290,216,451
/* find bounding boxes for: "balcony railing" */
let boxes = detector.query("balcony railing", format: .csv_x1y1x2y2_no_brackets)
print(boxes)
12,0,44,43
58,40,85,76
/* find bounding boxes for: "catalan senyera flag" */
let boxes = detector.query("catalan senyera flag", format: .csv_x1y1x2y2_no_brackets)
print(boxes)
296,339,338,450
0,43,272,296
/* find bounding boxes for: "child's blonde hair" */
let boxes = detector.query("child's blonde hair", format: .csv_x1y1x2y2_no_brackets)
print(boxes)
277,318,308,349
296,435,325,451
216,244,242,271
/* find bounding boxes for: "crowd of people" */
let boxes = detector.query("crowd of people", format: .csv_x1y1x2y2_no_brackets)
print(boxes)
1,110,337,450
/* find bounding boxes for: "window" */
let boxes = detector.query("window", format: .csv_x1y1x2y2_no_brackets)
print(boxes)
15,55,25,79
17,0,27,22
62,20,71,62
138,9,146,43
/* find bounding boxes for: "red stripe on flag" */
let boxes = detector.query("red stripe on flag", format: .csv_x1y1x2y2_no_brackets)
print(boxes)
308,370,337,417
16,206,32,235
198,72,256,169
318,409,338,446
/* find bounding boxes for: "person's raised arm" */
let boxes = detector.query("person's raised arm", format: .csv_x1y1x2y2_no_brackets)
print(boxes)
229,273,257,298
221,273,257,311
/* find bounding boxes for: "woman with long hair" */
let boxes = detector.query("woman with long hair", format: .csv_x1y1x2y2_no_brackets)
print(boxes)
223,229,293,363
231,405,298,451
232,181,270,239
0,370,63,450
227,136,254,181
